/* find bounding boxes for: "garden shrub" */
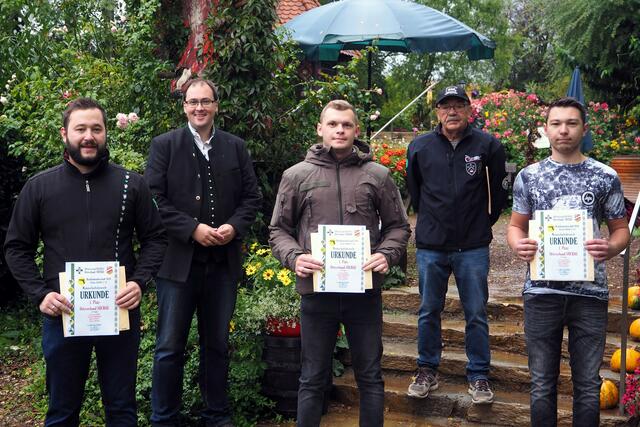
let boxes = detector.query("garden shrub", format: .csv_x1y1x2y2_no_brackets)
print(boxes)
469,90,640,171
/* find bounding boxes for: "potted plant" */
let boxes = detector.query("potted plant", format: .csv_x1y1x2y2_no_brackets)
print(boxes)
243,243,300,336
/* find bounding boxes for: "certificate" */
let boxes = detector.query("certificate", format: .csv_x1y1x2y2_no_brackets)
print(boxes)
311,224,372,293
529,210,594,281
59,261,129,337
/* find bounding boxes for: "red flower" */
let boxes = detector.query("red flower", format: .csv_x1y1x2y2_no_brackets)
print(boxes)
380,155,391,166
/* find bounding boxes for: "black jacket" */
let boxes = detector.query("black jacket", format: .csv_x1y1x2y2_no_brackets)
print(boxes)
407,124,508,251
144,127,262,283
4,157,167,305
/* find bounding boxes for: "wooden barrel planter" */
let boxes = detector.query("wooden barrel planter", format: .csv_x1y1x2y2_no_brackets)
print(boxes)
611,155,640,203
261,333,332,419
262,335,301,419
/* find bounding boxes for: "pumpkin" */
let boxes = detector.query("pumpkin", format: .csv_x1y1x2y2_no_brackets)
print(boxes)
600,378,619,409
629,286,640,309
630,319,640,340
611,348,640,372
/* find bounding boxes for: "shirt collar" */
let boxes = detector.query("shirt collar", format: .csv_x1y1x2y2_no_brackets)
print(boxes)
188,122,215,146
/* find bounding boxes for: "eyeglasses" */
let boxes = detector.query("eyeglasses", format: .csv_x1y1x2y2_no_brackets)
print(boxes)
184,98,216,108
437,104,469,112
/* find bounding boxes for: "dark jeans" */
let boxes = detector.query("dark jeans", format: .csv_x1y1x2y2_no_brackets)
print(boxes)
151,261,237,427
42,309,141,427
524,293,607,427
416,247,490,381
297,291,384,427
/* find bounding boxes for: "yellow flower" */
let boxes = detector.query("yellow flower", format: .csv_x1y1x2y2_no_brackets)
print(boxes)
250,242,259,252
263,269,275,280
245,264,257,276
278,269,292,286
256,248,270,256
229,320,235,332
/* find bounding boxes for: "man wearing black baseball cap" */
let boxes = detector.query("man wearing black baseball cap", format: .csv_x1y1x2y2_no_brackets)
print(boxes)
406,85,508,404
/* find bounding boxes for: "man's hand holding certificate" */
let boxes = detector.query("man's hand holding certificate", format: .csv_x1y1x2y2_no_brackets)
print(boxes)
59,261,130,337
529,210,595,281
295,224,380,293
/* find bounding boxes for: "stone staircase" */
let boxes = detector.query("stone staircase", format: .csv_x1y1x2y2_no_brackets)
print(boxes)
329,285,633,426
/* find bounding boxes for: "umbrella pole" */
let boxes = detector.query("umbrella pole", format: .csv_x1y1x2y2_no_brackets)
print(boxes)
621,244,630,415
367,51,373,138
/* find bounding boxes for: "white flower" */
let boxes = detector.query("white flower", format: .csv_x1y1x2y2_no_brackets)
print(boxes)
11,74,16,80
127,112,139,123
61,25,68,33
0,96,7,105
110,25,117,33
375,88,383,95
369,113,379,121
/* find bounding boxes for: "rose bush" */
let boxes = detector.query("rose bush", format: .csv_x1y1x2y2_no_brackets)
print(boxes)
469,90,640,170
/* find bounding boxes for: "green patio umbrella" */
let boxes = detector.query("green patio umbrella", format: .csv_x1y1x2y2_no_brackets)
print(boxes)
282,0,496,63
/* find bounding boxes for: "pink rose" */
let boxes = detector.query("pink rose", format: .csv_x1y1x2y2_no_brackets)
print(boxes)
116,113,128,129
127,112,139,123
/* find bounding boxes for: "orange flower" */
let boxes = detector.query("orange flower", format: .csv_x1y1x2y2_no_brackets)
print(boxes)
396,159,406,171
382,143,389,149
380,155,391,166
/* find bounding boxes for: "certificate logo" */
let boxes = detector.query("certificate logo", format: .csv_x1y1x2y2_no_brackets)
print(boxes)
106,265,113,275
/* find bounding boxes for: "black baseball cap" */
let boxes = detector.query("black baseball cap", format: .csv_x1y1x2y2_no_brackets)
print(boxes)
435,86,470,106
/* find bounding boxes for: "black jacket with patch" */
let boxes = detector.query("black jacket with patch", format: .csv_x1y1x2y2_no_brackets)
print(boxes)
407,124,508,251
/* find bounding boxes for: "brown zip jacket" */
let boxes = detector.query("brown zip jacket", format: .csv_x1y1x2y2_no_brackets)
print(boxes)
269,141,411,294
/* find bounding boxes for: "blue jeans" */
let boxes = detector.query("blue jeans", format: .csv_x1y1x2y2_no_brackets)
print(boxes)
298,291,384,427
151,261,237,427
416,247,490,382
524,293,607,427
42,309,141,426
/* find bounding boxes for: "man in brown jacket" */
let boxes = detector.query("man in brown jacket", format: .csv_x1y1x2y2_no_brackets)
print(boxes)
269,100,410,426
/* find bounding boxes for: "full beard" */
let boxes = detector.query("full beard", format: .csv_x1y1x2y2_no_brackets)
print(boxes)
66,142,108,167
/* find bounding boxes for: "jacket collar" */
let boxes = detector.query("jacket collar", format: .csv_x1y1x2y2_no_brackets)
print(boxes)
304,139,373,167
434,122,473,142
63,151,110,179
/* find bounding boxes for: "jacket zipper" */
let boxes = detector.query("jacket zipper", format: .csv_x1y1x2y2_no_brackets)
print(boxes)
449,145,459,244
86,179,92,252
336,163,344,224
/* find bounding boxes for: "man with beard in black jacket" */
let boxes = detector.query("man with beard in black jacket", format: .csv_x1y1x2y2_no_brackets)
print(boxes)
4,98,166,426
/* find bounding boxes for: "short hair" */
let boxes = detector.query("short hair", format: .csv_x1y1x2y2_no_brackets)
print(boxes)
319,100,359,125
182,78,218,101
62,98,107,131
547,97,587,124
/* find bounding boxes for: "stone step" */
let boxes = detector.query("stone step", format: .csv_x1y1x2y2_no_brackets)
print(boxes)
332,369,627,427
382,286,640,334
258,402,485,426
382,312,625,363
342,338,623,395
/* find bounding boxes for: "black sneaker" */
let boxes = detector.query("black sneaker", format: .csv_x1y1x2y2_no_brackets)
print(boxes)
407,367,439,398
468,378,495,404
